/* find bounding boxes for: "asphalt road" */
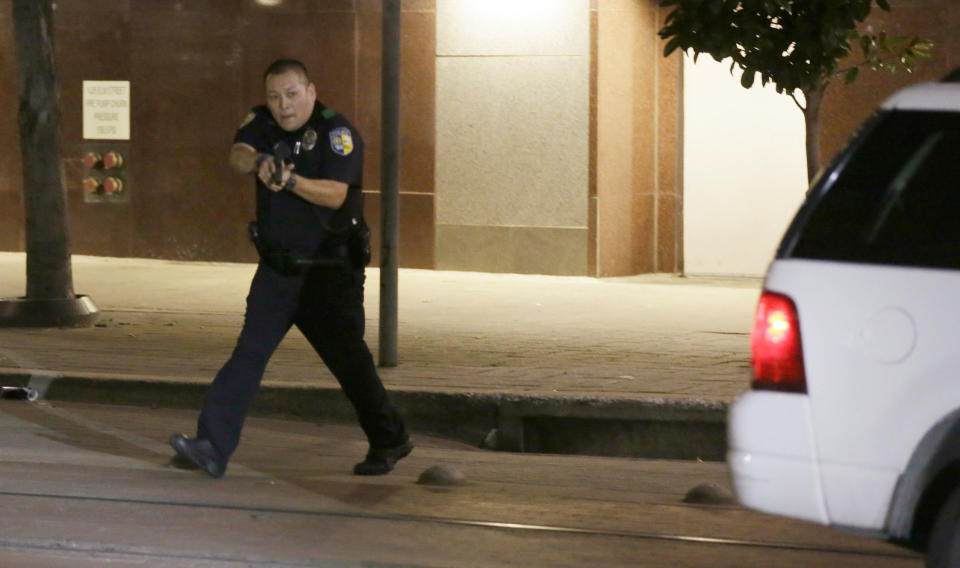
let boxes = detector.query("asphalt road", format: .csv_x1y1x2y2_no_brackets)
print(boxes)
0,400,923,567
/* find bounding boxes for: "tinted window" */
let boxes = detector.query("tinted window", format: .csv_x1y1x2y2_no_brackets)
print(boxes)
788,111,960,269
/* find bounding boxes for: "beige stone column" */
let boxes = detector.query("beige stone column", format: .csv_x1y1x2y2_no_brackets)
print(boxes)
435,0,591,275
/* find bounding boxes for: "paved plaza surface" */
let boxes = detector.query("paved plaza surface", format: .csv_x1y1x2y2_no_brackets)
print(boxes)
0,253,758,400
0,253,760,458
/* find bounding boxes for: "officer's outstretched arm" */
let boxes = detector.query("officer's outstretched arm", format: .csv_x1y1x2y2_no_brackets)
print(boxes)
230,141,347,209
229,143,259,175
286,175,348,210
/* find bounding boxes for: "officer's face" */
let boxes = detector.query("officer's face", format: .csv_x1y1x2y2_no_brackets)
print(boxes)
265,70,317,132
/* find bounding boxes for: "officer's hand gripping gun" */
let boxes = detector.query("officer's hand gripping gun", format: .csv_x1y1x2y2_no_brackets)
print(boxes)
271,141,292,185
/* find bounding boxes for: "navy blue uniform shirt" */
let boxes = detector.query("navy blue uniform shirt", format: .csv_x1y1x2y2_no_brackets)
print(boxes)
234,101,364,255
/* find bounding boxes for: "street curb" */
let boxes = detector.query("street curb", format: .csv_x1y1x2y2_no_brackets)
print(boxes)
0,369,730,461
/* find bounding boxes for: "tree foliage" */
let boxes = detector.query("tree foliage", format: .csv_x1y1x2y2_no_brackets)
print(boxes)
658,0,933,180
660,0,931,93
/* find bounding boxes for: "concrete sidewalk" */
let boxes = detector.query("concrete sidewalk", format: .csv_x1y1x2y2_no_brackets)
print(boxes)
0,252,761,460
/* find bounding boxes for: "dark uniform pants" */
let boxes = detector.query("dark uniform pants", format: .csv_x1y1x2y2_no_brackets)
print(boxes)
196,262,407,465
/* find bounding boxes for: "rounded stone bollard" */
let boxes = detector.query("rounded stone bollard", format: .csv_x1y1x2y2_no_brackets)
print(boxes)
417,465,466,487
682,482,736,505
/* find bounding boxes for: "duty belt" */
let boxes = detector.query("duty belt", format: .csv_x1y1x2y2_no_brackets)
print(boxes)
248,222,348,274
261,245,348,275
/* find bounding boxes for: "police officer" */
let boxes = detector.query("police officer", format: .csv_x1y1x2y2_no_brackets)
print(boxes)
170,59,411,478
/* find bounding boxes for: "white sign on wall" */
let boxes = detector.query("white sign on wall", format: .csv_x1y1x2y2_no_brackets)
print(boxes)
82,80,130,140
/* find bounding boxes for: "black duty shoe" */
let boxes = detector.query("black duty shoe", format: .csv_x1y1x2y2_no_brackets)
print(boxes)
169,434,225,478
353,439,413,476
168,453,200,470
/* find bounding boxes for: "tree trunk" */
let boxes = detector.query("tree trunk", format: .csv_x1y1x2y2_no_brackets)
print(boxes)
0,0,97,327
801,86,824,186
13,0,73,300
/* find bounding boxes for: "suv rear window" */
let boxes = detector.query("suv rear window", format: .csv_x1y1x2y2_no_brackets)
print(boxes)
786,111,960,269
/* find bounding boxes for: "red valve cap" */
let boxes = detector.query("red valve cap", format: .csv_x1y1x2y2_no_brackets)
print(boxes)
81,152,102,169
103,177,123,194
82,177,101,193
103,151,124,169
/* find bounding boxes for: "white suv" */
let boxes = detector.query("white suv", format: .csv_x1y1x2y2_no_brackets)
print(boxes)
728,70,960,567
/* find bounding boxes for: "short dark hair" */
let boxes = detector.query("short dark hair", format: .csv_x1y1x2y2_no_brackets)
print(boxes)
263,59,310,81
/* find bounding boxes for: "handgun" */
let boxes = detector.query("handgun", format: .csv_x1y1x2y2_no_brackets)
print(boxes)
272,141,291,185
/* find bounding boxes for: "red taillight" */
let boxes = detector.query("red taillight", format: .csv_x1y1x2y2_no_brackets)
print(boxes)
750,291,807,393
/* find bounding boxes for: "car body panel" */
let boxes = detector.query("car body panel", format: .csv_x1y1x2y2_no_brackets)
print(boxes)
759,259,960,530
727,391,829,524
883,83,960,112
728,78,960,546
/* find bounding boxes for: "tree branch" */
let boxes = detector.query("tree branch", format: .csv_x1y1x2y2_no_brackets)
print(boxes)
788,90,806,112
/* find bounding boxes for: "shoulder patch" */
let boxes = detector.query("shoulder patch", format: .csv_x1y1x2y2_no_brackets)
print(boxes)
329,127,354,156
239,111,256,129
321,108,337,120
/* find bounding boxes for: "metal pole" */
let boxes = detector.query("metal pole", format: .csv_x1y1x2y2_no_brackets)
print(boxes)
378,0,401,367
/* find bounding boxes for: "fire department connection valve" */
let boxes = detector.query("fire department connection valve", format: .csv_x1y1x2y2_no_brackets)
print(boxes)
81,152,102,169
83,175,123,195
102,177,123,194
81,150,125,196
103,151,123,168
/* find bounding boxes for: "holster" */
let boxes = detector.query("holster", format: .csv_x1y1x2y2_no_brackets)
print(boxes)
248,222,268,259
347,218,372,268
